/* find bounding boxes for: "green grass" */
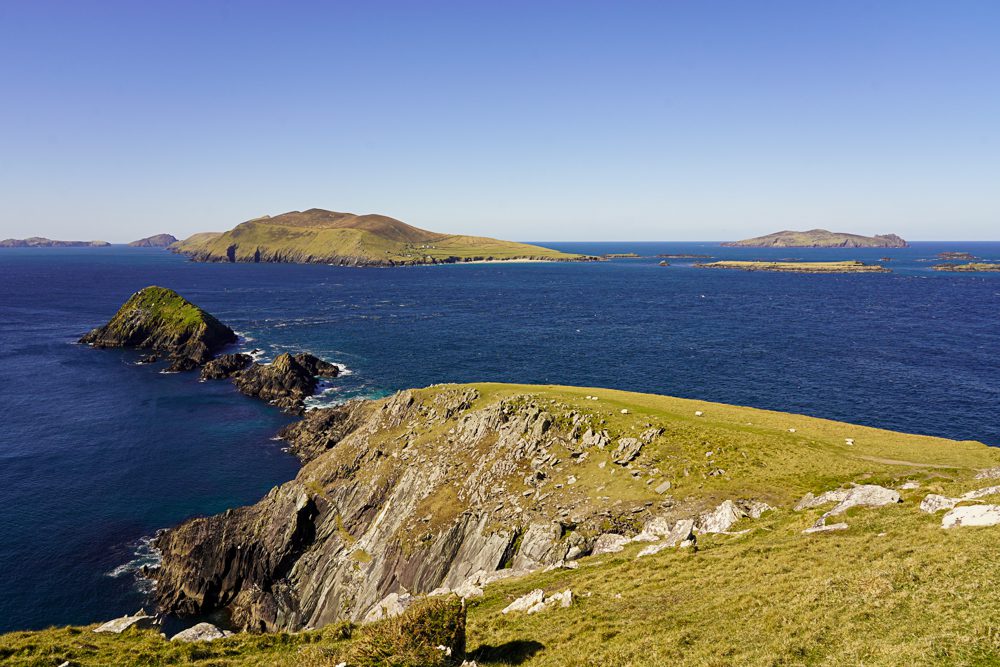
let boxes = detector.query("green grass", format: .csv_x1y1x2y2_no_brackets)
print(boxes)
5,382,1000,665
697,260,890,273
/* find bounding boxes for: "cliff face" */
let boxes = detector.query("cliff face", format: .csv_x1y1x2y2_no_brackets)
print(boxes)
153,386,690,630
79,286,236,371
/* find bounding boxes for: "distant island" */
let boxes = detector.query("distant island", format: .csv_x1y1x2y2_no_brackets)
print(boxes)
171,208,592,266
937,251,977,261
657,253,711,259
0,237,110,248
697,260,890,274
933,262,1000,272
722,229,908,248
128,233,178,248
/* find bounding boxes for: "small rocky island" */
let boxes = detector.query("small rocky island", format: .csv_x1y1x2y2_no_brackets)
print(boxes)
723,229,908,248
1,237,110,247
696,260,890,273
128,233,178,248
81,286,340,412
933,262,1000,272
79,287,237,371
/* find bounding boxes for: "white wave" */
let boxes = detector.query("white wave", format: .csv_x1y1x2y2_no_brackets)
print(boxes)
107,535,162,595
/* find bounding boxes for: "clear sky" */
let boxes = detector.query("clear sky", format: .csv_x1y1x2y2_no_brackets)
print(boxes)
1,1,997,242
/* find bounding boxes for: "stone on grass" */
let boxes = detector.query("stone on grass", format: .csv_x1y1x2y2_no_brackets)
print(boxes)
941,505,1000,529
802,522,849,535
592,533,630,555
170,622,232,642
93,611,157,634
502,589,545,614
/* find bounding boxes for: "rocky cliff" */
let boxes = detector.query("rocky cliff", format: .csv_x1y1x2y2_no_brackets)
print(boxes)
79,286,236,371
152,383,782,631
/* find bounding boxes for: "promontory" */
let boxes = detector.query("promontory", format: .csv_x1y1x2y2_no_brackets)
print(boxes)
170,208,591,266
722,229,908,248
128,233,178,247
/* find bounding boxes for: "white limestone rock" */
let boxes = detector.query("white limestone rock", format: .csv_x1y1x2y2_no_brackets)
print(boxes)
592,533,630,555
942,504,1000,529
170,622,232,643
802,522,849,535
93,610,157,634
502,589,545,614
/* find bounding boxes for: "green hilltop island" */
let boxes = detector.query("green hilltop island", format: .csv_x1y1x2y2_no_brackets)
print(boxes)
722,229,908,248
170,208,593,266
697,260,890,273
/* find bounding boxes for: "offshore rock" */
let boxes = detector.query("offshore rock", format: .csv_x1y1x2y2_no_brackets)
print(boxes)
200,353,253,380
79,286,236,371
232,353,340,414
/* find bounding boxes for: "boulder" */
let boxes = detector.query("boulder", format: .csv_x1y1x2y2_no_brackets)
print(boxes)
636,519,695,557
510,522,562,570
632,516,674,542
592,533,630,555
920,494,958,514
820,485,901,520
696,499,773,534
794,489,850,511
612,438,643,464
170,622,232,642
502,589,545,614
942,505,1000,529
363,591,417,622
93,610,158,634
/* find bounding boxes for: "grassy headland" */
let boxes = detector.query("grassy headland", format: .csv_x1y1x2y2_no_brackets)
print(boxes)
4,382,1000,665
171,209,589,266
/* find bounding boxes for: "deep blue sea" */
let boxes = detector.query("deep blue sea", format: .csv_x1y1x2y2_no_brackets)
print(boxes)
1,241,998,632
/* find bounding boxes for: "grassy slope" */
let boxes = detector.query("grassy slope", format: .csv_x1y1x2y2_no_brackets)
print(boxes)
698,260,889,273
173,216,584,265
5,383,1000,666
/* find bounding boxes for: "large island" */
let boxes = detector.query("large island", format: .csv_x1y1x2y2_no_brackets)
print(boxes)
723,229,908,248
697,260,890,273
171,208,590,266
0,237,110,247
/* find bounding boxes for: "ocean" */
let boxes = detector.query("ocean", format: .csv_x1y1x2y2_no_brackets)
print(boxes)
0,241,998,632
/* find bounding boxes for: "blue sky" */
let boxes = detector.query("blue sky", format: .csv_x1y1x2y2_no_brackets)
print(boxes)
1,1,997,241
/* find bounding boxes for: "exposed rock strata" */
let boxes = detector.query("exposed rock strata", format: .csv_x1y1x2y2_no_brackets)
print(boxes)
80,286,236,371
153,387,767,632
200,353,253,380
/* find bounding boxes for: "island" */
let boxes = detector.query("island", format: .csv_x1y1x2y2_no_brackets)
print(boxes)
171,208,593,266
933,262,1000,272
601,252,641,259
0,237,110,247
13,381,1000,664
657,253,711,259
127,233,178,248
722,229,908,248
937,252,978,261
696,260,890,273
79,286,237,371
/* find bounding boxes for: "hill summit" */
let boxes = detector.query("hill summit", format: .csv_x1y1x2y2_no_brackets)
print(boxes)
171,208,588,266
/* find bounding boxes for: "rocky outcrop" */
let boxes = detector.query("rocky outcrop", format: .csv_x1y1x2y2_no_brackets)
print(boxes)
919,486,1000,514
501,589,572,614
941,505,1000,529
795,484,901,530
93,610,158,633
152,387,725,631
231,353,340,414
80,286,236,371
170,622,232,642
200,353,254,380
